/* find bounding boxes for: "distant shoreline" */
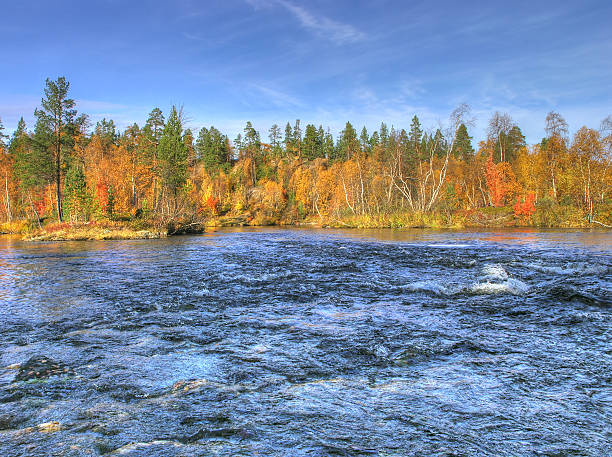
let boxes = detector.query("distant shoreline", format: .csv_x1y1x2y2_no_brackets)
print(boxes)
1,215,609,242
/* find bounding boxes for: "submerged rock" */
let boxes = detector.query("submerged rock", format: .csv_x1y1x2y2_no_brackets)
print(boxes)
37,421,62,433
14,356,71,382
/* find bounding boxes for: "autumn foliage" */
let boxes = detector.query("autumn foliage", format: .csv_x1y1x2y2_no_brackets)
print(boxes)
513,193,536,219
1,82,611,230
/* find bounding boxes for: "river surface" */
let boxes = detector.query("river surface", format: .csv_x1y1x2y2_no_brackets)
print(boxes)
0,228,610,456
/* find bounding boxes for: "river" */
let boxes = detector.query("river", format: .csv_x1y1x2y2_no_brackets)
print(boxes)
0,228,610,456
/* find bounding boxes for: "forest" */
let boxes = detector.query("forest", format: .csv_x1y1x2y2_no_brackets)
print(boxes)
1,77,611,238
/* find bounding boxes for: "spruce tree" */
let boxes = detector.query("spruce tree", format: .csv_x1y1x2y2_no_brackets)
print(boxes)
409,115,423,158
95,118,118,148
9,118,27,155
0,118,7,150
359,127,369,155
369,131,380,150
292,120,302,157
196,126,230,174
16,116,54,195
283,122,293,156
379,122,389,148
64,160,92,221
505,126,526,163
233,133,243,158
302,124,320,160
452,123,474,161
317,126,326,159
323,129,334,160
158,106,188,209
338,121,359,160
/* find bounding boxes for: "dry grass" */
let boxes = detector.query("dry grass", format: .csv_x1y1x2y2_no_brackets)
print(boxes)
23,221,166,241
0,220,32,234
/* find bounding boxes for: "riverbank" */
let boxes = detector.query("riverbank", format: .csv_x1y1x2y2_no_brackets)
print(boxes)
1,205,609,241
17,221,166,241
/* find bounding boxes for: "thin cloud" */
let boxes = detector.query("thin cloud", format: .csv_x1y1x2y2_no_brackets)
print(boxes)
250,84,304,108
247,0,365,44
76,99,130,111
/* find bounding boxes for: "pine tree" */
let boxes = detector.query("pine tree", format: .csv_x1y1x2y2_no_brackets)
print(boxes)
452,123,474,161
369,131,380,150
158,106,188,209
432,129,447,158
338,121,359,161
233,133,243,159
317,126,326,159
504,126,526,163
124,123,142,209
302,124,320,160
64,160,92,221
408,115,423,158
379,122,389,149
359,127,369,156
292,119,302,157
9,118,27,155
196,126,230,174
243,121,261,152
323,129,334,160
0,118,12,221
34,77,81,221
283,122,293,156
95,118,118,148
0,118,8,150
144,108,164,210
146,108,165,132
243,121,261,185
15,116,54,195
398,128,412,171
268,124,282,156
183,128,195,166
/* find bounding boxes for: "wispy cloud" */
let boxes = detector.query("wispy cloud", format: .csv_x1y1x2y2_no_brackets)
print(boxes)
76,99,129,112
246,0,365,44
250,84,304,108
182,31,205,42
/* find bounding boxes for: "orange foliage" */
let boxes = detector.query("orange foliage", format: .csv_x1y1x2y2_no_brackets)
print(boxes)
485,153,518,207
96,181,110,212
204,195,219,214
513,193,536,219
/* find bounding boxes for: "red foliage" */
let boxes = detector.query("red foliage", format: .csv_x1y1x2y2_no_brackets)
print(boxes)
513,193,536,219
46,222,73,233
32,198,45,215
485,154,505,207
96,181,109,212
204,195,219,215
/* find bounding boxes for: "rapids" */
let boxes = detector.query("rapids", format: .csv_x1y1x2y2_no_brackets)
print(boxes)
0,228,610,456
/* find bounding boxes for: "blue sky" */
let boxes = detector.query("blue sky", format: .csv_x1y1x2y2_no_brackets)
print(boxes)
1,0,611,144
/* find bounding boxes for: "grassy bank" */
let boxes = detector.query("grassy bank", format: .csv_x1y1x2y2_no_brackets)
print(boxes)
21,221,166,241
300,205,611,229
2,203,609,242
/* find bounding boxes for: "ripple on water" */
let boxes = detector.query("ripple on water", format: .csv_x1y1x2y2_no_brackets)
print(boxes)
0,229,610,456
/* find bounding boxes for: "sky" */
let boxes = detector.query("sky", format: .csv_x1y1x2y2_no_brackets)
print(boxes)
1,0,611,145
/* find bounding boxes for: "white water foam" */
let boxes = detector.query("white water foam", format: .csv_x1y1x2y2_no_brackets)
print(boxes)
482,264,509,281
527,262,608,277
469,278,529,295
470,264,529,295
404,280,450,295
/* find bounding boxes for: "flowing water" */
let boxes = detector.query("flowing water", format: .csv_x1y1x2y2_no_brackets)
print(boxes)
0,228,610,456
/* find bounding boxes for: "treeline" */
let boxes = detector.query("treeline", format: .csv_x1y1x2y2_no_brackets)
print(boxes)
0,77,611,230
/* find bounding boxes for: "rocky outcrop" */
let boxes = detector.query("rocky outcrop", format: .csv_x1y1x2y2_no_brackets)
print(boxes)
14,356,71,382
